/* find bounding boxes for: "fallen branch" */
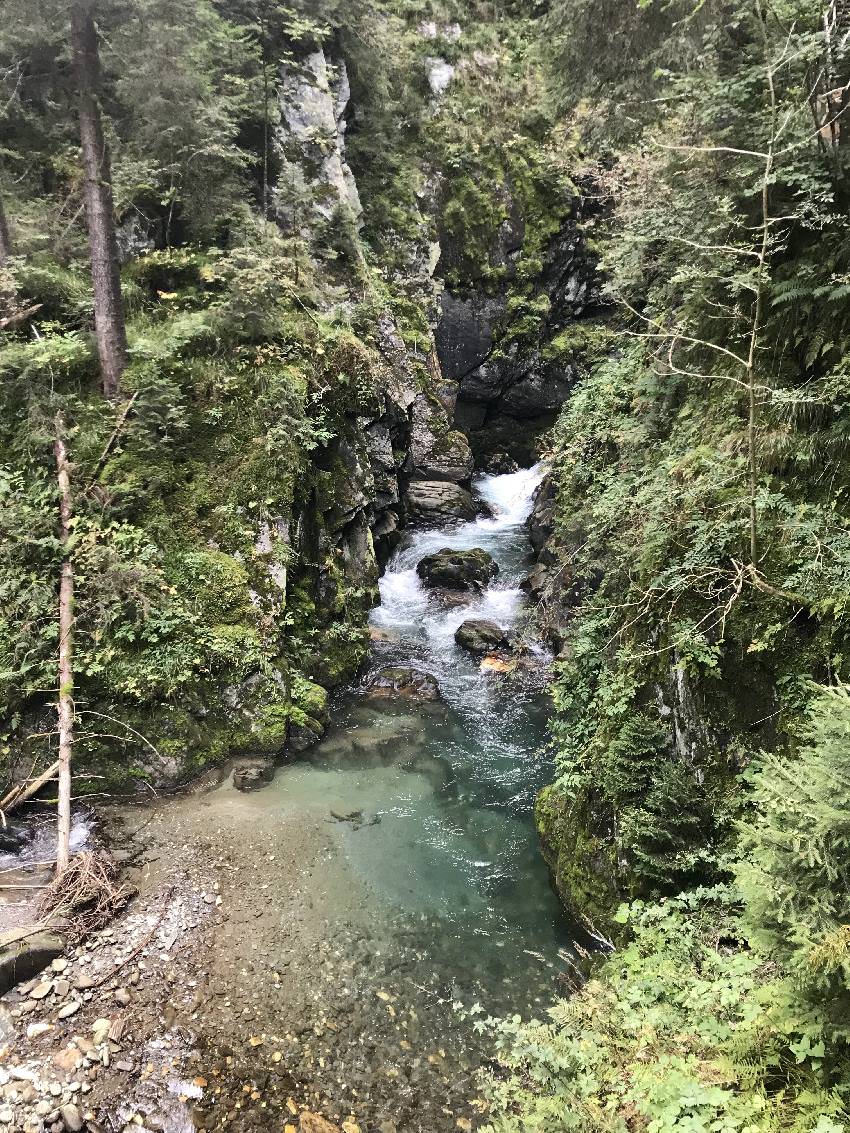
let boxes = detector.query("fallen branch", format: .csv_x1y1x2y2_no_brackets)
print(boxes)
88,389,139,485
0,303,43,331
0,760,60,825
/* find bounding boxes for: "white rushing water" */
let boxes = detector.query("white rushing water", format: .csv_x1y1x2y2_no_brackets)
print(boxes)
371,463,546,707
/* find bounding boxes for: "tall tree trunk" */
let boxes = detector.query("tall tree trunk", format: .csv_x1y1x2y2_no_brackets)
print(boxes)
70,1,126,399
54,420,75,875
0,194,11,264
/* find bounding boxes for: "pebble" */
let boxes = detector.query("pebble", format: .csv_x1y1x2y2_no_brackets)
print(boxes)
114,988,131,1006
60,1102,83,1131
56,1001,81,1019
26,1022,53,1039
51,958,68,974
29,982,53,1000
54,979,70,998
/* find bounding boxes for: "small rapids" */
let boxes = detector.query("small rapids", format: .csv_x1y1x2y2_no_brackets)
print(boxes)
269,463,579,1010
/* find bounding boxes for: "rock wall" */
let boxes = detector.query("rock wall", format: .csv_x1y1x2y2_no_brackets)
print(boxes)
436,188,602,464
274,49,363,233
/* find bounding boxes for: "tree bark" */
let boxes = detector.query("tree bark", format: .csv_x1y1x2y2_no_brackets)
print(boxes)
0,194,11,264
54,421,75,876
70,1,127,399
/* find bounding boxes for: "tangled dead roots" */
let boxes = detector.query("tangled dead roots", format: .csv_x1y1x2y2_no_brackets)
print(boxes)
38,850,134,941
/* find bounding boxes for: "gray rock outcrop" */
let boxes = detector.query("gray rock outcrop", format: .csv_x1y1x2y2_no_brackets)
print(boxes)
416,548,498,591
454,619,508,655
275,49,362,229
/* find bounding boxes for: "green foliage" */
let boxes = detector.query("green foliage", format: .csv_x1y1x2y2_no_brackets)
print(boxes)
535,0,850,919
485,887,848,1133
738,686,850,1014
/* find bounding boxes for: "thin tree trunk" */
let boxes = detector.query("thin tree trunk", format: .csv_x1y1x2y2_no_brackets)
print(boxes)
0,194,11,264
70,0,127,399
53,420,75,876
259,9,270,221
746,0,778,565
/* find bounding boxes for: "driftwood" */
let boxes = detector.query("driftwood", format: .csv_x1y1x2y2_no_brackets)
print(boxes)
38,850,134,943
0,761,60,824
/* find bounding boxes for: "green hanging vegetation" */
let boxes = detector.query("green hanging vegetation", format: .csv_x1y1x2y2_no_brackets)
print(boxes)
488,0,850,1127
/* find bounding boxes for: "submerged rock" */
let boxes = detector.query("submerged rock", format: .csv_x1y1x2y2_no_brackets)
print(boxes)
288,722,325,753
232,763,275,792
363,667,441,701
416,548,498,591
404,481,477,523
455,618,508,655
480,653,518,674
427,587,475,609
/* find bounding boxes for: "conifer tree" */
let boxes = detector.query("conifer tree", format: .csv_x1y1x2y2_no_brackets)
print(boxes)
70,0,127,398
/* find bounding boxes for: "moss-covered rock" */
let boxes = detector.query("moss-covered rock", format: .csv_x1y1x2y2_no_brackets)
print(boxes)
535,782,618,932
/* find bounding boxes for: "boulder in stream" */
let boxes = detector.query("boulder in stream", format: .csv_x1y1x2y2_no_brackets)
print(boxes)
363,666,441,701
416,547,498,591
233,762,275,791
455,618,509,655
404,481,477,523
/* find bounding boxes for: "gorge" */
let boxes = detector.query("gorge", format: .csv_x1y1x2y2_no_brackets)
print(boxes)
2,1,850,1131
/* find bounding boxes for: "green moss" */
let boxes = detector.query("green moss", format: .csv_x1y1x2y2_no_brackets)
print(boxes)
535,782,618,931
291,676,329,725
169,550,253,625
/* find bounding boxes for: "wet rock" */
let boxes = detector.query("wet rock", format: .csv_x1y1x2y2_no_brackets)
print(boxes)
416,548,498,591
408,394,473,484
232,763,275,792
435,292,505,384
287,722,325,754
0,822,29,853
404,481,476,524
454,619,508,655
363,667,441,702
521,562,549,598
484,451,519,474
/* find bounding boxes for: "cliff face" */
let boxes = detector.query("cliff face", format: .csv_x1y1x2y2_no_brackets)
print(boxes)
436,189,602,464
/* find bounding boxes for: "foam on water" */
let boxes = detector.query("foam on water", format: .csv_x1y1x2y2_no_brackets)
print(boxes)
371,463,547,712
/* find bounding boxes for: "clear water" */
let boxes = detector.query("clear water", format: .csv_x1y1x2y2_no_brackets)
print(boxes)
268,465,579,1012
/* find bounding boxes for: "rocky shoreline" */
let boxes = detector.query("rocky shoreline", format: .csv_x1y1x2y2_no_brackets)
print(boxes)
1,760,550,1133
